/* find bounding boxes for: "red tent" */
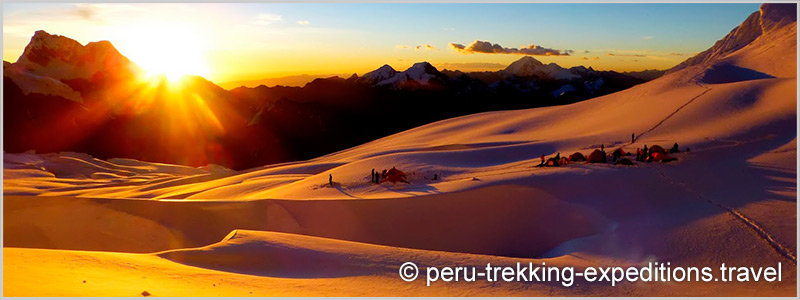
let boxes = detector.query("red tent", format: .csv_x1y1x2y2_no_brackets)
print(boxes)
649,145,667,155
586,149,606,163
380,167,410,183
649,151,671,162
568,152,586,161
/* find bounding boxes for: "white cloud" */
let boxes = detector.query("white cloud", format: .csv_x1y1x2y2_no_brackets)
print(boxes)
254,13,282,26
415,44,437,51
297,20,309,25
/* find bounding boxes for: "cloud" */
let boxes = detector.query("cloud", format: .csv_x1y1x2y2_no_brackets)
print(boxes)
642,36,655,40
584,50,590,54
449,40,571,56
254,13,282,26
593,56,600,60
606,52,647,57
582,57,589,60
297,20,309,25
72,4,97,20
669,52,686,56
415,44,437,51
397,44,437,51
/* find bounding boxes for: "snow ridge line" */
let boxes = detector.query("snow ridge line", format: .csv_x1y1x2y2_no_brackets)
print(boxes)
653,166,797,264
633,83,712,144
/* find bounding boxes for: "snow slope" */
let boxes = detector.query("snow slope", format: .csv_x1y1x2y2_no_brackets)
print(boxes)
3,3,797,296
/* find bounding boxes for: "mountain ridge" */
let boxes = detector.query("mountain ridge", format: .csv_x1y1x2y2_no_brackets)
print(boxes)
667,3,797,75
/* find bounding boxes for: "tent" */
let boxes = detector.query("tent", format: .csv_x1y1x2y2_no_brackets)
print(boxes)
568,152,586,161
586,149,606,163
649,151,676,162
380,167,410,183
649,145,667,155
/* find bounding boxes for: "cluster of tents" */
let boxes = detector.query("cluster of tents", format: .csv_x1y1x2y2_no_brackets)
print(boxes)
539,142,682,167
371,167,410,184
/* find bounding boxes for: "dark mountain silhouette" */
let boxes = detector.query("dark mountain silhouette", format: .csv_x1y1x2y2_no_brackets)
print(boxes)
3,31,663,170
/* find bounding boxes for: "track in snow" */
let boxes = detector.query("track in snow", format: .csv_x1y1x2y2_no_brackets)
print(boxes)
653,165,797,264
633,83,712,144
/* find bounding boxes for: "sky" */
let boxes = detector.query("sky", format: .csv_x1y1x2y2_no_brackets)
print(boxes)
3,3,760,83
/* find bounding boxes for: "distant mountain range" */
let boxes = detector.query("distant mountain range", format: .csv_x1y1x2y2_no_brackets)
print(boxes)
3,31,665,170
222,56,665,94
220,73,351,90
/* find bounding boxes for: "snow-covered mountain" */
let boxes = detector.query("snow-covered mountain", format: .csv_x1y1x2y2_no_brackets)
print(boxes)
502,56,579,80
4,30,141,102
358,64,397,85
399,62,444,84
668,3,796,75
13,30,140,80
360,62,448,88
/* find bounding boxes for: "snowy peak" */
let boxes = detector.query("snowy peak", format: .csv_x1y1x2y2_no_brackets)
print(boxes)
503,56,545,75
401,61,442,84
362,61,446,87
5,30,143,102
360,64,397,84
405,61,438,74
20,30,85,67
760,3,797,32
14,30,139,80
503,56,578,80
668,3,796,74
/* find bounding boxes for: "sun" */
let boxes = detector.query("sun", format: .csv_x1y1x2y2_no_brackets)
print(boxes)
115,23,211,81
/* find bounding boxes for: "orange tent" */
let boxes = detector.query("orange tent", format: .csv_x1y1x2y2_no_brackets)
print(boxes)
612,148,626,157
